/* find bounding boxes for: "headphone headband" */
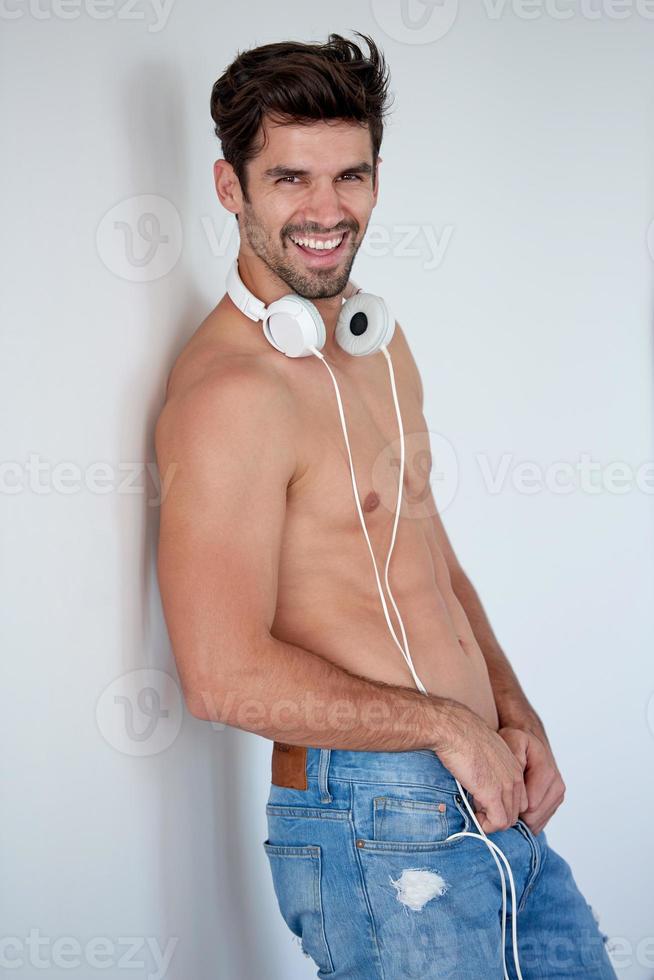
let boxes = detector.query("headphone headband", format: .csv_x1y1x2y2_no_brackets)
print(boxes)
226,258,360,319
226,258,268,322
225,256,394,358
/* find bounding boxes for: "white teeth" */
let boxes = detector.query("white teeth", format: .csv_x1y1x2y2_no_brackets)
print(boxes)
290,233,344,251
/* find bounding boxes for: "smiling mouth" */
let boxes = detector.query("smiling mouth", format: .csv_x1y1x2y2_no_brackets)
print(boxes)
288,231,349,259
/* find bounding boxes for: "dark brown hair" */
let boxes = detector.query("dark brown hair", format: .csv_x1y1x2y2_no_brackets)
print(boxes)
210,32,394,206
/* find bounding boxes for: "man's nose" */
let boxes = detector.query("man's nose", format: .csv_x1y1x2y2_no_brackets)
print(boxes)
299,179,348,232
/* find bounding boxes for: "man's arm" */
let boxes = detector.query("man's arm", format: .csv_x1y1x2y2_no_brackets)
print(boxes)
449,569,547,739
429,494,548,739
154,360,460,751
424,432,568,832
154,356,529,830
399,324,565,831
395,321,546,737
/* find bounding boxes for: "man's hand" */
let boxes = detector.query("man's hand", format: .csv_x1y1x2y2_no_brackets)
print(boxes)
497,725,566,835
435,705,529,834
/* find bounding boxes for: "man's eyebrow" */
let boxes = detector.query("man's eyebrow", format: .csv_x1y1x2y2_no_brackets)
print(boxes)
262,161,373,180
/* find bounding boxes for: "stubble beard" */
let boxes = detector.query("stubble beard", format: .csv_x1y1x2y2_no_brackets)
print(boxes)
239,200,361,300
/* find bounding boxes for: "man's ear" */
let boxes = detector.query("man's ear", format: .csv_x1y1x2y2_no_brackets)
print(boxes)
214,159,242,217
373,156,382,205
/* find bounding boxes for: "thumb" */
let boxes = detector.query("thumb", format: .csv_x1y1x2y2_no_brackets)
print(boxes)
501,727,529,770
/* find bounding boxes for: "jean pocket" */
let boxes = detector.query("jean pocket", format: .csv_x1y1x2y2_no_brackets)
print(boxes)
360,789,471,852
262,842,335,976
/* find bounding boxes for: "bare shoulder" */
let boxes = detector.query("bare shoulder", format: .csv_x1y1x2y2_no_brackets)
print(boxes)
388,318,424,407
154,320,299,486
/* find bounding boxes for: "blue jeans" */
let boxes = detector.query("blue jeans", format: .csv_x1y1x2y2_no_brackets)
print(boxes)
263,746,617,979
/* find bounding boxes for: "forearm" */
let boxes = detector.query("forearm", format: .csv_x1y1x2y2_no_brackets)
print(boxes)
452,571,547,738
185,634,467,753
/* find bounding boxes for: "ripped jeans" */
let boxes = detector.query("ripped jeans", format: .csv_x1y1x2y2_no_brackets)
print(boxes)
263,747,617,979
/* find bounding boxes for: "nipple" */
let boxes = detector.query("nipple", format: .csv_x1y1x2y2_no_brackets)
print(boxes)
363,490,380,513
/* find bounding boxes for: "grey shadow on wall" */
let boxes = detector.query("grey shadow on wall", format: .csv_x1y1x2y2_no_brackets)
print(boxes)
118,57,271,980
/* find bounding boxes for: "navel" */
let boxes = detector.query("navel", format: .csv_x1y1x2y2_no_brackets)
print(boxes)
363,490,380,513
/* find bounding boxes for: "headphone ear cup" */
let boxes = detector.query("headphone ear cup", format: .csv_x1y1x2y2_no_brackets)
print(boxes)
335,293,395,357
264,295,326,358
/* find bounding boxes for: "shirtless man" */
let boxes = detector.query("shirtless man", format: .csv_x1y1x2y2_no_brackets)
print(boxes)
155,33,617,979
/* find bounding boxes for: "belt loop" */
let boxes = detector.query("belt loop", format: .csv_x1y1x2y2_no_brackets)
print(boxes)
317,749,332,802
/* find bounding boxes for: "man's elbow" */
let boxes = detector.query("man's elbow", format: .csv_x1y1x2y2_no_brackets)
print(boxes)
183,678,244,724
181,640,268,724
184,688,215,721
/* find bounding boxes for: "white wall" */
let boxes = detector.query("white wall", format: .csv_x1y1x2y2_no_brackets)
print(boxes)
2,3,653,978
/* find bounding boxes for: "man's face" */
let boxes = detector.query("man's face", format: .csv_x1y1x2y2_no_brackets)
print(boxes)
237,117,379,300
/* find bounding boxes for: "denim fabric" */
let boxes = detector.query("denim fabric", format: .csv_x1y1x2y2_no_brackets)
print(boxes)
263,747,617,979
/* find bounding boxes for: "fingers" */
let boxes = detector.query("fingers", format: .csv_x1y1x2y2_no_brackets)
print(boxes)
477,790,514,833
475,772,527,833
499,726,529,769
463,724,536,834
502,786,517,828
521,774,566,834
505,778,526,827
477,770,559,835
472,789,506,833
520,782,529,812
499,728,551,825
520,766,550,815
513,777,528,822
476,806,506,835
520,776,563,829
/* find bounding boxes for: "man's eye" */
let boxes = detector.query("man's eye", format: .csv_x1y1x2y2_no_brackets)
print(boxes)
276,174,363,185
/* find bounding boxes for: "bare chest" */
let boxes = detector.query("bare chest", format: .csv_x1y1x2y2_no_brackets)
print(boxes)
280,351,434,554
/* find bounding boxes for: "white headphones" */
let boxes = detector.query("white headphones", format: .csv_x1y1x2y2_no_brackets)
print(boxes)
225,255,526,980
226,256,395,358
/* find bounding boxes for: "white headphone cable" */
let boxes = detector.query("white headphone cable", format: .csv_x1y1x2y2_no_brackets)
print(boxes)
379,345,523,980
310,342,524,980
309,346,423,684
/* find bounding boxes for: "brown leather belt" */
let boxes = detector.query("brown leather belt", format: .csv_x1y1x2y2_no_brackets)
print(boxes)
271,741,308,790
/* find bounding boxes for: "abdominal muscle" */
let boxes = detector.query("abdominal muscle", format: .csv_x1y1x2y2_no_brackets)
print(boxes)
270,505,500,733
